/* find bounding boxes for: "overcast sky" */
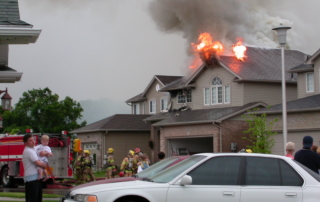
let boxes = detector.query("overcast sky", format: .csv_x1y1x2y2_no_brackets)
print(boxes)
2,0,320,124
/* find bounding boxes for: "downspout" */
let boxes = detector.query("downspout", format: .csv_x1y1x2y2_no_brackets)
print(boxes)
213,123,222,153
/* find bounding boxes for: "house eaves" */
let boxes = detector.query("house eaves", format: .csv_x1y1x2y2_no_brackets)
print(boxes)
233,78,297,84
305,48,320,64
0,71,22,83
252,107,320,115
153,120,215,127
0,27,41,44
288,64,314,73
158,84,196,92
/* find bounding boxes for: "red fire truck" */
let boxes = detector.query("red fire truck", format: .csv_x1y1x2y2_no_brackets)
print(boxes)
0,131,73,188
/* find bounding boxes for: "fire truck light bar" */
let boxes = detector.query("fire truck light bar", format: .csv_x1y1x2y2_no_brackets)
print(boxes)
62,131,68,135
26,129,33,133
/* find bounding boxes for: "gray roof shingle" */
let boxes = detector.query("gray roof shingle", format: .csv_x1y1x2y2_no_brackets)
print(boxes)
288,64,314,73
0,0,31,26
161,47,309,91
71,114,152,133
255,94,320,114
155,75,183,86
145,102,267,126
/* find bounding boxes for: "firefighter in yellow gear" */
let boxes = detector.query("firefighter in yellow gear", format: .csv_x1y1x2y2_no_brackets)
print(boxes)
120,150,134,177
105,148,116,179
132,148,142,174
73,149,84,183
82,150,96,182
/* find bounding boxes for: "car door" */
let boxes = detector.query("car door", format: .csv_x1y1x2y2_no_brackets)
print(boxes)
240,157,303,202
166,156,242,202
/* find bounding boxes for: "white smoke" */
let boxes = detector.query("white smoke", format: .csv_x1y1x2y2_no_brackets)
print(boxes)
148,0,299,55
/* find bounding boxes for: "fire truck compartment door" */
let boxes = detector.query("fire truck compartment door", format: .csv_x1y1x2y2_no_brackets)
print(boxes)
0,145,9,160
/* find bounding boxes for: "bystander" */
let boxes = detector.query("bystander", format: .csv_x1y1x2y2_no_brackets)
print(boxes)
22,134,46,202
285,142,295,159
294,136,320,174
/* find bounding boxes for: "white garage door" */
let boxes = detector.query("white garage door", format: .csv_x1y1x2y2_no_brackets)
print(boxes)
272,131,320,155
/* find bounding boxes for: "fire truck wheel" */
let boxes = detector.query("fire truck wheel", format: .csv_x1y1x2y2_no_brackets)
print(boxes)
1,166,18,188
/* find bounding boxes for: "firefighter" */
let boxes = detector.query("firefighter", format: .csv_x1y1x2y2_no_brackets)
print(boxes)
82,150,96,182
105,148,116,179
73,149,84,184
133,148,142,174
120,150,134,177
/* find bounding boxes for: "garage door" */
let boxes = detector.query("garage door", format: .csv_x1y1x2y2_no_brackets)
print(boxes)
167,137,213,156
105,131,151,166
272,131,320,155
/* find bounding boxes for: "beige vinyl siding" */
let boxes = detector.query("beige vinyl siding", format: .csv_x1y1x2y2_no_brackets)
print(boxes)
191,65,244,109
297,72,317,99
105,131,151,166
0,45,8,65
145,81,170,114
243,82,297,106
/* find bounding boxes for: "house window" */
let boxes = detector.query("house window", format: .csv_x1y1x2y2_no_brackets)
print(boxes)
205,77,231,105
177,90,192,104
161,98,168,111
225,86,230,103
212,77,223,104
149,99,156,113
306,72,314,92
204,88,210,105
84,144,97,149
177,91,185,103
133,103,140,114
186,90,192,103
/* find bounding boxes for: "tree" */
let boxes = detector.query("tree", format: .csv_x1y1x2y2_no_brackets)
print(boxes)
2,87,86,134
242,108,278,154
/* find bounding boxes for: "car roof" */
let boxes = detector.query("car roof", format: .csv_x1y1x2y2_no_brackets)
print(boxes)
193,152,289,159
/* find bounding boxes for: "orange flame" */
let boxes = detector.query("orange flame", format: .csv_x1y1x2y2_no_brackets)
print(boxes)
233,42,247,61
191,32,223,65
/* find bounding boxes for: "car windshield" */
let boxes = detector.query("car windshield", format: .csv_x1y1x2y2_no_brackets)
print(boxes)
150,155,206,183
135,157,184,179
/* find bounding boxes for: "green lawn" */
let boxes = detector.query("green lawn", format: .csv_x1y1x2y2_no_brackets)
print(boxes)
0,192,62,198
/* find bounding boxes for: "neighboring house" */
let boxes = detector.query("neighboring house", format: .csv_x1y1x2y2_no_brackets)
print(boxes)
126,75,183,114
254,48,320,155
70,114,152,169
127,47,310,162
0,0,41,83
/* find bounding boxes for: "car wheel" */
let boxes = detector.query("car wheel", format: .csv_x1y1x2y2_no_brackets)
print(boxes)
1,166,18,188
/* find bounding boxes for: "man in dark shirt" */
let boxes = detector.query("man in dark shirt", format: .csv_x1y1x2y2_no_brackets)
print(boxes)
294,136,320,174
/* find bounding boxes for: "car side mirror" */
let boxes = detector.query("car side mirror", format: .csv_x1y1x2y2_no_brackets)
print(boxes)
180,175,192,186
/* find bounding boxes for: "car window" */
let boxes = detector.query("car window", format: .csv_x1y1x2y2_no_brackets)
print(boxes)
245,157,303,186
187,156,242,185
136,157,183,179
150,155,206,183
279,160,303,186
294,160,320,183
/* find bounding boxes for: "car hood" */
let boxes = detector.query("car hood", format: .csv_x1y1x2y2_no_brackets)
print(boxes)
70,180,160,195
70,177,138,191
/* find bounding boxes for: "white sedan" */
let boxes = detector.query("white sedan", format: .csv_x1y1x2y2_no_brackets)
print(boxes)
61,153,320,202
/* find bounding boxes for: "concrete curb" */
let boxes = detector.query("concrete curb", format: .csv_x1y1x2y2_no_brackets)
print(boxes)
0,197,60,201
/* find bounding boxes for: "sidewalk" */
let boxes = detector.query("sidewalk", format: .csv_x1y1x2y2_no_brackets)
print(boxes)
0,197,60,201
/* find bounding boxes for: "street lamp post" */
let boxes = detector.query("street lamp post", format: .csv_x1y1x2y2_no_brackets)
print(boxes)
272,24,291,155
0,88,12,128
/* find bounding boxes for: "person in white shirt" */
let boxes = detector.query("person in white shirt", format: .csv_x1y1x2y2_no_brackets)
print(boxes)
22,134,46,202
35,135,52,181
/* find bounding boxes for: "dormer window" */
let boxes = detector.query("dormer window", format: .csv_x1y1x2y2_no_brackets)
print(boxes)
306,72,314,92
204,76,230,105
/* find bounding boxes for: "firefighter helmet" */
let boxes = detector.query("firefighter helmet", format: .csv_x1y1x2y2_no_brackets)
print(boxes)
246,149,253,153
84,150,90,154
134,148,140,153
129,150,134,156
107,148,114,153
119,171,124,177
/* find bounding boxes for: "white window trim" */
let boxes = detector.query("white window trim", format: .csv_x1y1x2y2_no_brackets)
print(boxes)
177,91,185,104
160,97,168,111
149,99,156,114
306,72,314,93
211,86,223,105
